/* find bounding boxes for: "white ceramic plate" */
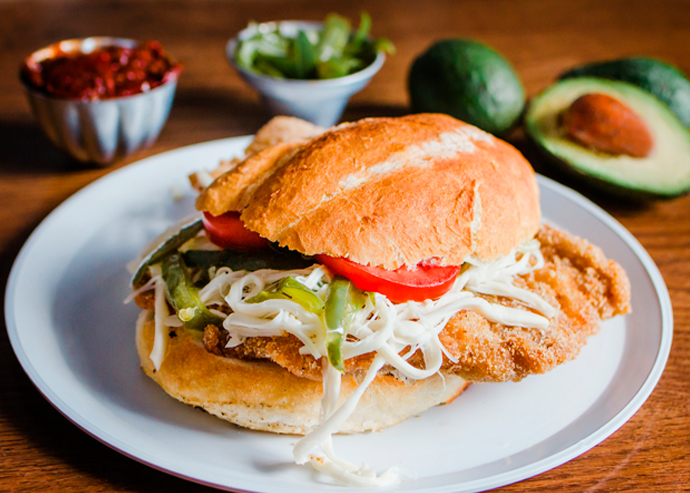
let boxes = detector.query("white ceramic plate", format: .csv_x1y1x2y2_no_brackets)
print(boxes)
5,137,672,493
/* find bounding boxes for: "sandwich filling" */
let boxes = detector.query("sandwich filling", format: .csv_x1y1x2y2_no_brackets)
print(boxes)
130,227,556,485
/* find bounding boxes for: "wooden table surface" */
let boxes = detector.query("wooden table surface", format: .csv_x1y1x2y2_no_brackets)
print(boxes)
1,0,688,491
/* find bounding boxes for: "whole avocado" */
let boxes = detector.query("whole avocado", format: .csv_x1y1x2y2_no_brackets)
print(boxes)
560,58,690,126
408,39,524,136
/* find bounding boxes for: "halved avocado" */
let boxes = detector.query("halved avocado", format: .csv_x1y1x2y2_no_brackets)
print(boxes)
525,77,690,199
559,58,690,127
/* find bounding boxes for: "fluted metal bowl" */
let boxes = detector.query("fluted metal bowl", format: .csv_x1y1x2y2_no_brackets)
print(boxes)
21,37,180,166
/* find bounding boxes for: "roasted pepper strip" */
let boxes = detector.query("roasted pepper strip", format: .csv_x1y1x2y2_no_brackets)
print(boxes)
182,247,314,274
132,219,204,287
162,252,222,331
247,276,324,313
323,277,367,371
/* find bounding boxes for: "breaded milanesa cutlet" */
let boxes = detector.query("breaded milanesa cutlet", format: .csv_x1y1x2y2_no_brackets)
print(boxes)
200,224,630,383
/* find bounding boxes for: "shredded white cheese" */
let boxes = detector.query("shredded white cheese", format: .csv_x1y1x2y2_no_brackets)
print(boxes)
125,264,179,371
187,239,555,486
149,265,169,371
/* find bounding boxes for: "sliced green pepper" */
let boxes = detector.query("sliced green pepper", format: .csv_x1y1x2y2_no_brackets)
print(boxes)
162,253,222,332
182,247,314,278
247,276,324,313
372,37,396,55
317,57,363,79
323,277,367,372
132,219,204,288
315,13,351,62
253,57,287,78
349,12,372,51
294,30,316,78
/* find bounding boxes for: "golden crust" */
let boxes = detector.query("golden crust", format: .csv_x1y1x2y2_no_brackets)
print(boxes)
196,141,303,216
136,313,469,435
196,116,325,215
239,114,540,268
244,116,325,157
439,223,631,381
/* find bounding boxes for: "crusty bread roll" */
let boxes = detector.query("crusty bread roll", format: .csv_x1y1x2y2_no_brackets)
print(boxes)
244,116,325,157
136,312,469,435
197,114,540,269
196,141,303,214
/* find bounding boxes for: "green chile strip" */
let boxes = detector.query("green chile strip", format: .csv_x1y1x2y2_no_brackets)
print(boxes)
247,276,324,313
324,277,367,372
132,219,204,287
162,252,222,332
294,30,316,78
182,247,314,273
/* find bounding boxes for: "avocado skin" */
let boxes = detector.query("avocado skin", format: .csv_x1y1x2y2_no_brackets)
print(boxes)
560,58,690,127
408,39,524,136
525,77,690,200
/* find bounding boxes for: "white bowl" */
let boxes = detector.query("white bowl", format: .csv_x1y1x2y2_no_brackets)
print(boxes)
22,37,180,166
226,21,385,127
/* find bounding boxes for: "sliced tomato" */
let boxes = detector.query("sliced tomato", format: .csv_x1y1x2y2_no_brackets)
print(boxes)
315,254,460,303
202,211,270,250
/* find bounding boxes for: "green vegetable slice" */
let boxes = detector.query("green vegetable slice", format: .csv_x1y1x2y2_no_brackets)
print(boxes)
254,58,286,78
349,12,371,52
162,253,222,332
323,277,367,372
294,30,316,78
236,39,260,68
372,37,396,55
132,219,203,287
317,57,363,79
247,276,325,313
234,12,394,80
315,14,351,62
236,29,291,75
182,247,314,277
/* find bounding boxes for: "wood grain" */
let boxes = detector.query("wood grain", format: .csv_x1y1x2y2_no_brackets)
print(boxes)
1,0,688,491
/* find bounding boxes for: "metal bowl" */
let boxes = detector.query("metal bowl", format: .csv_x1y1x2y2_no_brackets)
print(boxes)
21,37,180,166
226,21,385,127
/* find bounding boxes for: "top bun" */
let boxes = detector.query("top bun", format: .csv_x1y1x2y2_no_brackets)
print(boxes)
199,114,541,269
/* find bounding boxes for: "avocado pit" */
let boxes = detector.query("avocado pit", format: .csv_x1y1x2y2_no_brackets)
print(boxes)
561,93,654,158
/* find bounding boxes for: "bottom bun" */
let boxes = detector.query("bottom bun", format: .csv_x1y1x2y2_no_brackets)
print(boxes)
136,311,470,435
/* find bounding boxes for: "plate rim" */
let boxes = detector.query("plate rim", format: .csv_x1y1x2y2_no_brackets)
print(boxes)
4,136,673,493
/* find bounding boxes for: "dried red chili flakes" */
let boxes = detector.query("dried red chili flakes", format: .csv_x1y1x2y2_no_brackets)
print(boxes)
21,40,182,100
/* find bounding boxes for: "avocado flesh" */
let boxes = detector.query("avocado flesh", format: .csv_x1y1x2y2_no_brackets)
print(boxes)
560,58,690,127
526,77,690,198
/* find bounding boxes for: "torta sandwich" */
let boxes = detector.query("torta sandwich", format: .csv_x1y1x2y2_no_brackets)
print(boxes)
130,114,630,485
